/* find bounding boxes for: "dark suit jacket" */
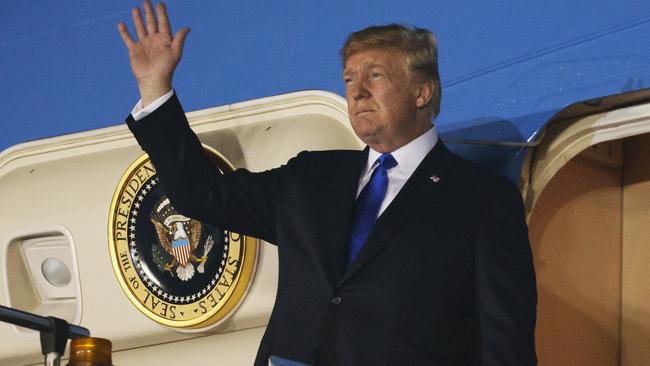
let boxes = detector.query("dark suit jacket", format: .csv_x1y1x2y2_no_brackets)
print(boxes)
127,94,537,366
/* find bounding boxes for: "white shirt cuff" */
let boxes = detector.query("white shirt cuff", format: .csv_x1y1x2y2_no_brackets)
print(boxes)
130,90,175,121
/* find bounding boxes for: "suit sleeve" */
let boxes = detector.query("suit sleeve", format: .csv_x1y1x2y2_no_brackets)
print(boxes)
476,180,537,365
126,93,283,244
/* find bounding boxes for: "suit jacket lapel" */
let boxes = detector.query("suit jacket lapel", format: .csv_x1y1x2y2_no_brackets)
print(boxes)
317,148,368,286
337,142,452,286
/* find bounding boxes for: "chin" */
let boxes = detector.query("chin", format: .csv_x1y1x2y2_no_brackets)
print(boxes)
351,122,378,140
357,134,381,149
350,126,372,142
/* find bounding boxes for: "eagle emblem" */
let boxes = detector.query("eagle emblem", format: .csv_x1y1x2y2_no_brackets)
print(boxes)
150,197,212,281
110,153,258,329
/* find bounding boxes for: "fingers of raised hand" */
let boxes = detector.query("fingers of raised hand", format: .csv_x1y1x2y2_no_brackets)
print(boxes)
172,28,191,55
120,1,178,54
130,1,171,41
132,7,147,41
117,22,135,48
143,0,158,35
157,2,172,36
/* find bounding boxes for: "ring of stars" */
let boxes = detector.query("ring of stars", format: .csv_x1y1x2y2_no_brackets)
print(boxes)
125,176,233,305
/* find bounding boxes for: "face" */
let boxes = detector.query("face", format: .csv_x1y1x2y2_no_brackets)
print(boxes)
344,48,432,152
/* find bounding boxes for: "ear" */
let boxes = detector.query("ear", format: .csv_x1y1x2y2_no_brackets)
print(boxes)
415,80,435,108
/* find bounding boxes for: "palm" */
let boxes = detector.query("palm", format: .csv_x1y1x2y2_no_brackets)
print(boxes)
118,1,189,104
128,32,179,82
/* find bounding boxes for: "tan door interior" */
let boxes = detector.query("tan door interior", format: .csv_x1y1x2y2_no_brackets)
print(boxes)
529,133,650,366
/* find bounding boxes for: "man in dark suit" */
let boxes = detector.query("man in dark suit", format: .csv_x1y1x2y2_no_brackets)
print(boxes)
119,1,537,365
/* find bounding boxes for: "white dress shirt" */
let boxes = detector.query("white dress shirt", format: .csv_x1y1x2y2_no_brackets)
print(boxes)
131,90,175,121
357,126,438,217
131,91,439,219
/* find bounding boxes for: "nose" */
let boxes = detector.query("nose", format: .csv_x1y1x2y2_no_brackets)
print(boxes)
348,79,370,101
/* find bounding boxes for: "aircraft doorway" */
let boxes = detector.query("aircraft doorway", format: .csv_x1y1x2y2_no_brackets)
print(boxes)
529,133,650,366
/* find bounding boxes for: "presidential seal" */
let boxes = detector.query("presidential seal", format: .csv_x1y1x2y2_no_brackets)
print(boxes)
108,147,257,331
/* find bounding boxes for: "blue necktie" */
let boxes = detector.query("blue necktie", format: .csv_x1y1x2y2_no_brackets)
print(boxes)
347,153,398,267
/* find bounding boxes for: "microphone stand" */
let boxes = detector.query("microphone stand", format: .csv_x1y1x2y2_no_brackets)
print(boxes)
0,305,90,366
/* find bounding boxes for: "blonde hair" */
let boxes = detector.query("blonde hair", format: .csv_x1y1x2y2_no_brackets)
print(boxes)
341,24,441,117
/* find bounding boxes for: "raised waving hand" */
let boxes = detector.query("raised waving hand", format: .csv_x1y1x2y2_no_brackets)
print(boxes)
118,0,190,106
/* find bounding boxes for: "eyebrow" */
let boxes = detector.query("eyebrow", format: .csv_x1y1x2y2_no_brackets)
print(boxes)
343,63,387,76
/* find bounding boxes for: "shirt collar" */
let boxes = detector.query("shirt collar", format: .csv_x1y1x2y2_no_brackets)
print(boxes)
365,124,438,177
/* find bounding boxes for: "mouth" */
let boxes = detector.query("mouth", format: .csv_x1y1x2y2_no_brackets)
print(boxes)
355,109,374,115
